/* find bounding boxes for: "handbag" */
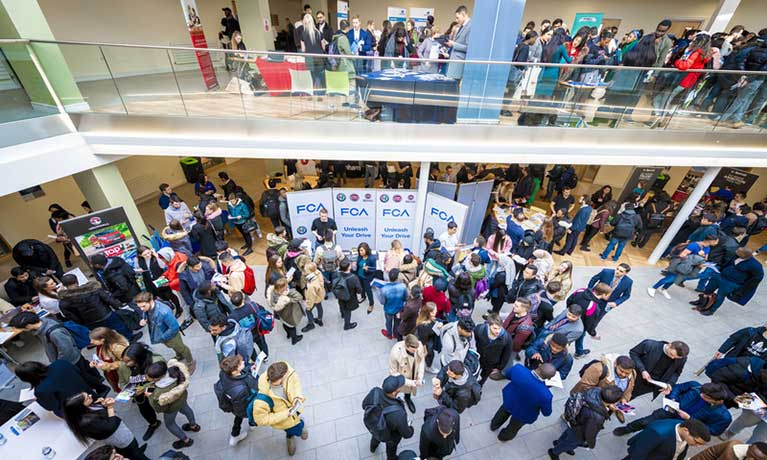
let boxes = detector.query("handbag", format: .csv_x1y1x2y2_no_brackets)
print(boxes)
241,218,257,234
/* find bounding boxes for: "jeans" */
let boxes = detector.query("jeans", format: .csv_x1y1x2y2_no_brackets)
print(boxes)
385,313,400,338
371,436,401,460
340,307,353,328
745,80,767,124
652,85,685,114
364,165,379,188
285,419,305,438
561,230,581,255
164,332,194,364
721,79,763,123
727,409,767,443
306,303,324,322
551,427,584,455
706,274,740,313
574,332,587,355
358,275,375,307
652,273,677,290
236,223,253,249
163,401,196,441
231,414,256,436
694,267,717,291
601,238,628,260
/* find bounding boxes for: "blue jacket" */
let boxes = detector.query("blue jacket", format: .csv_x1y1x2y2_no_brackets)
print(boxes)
571,205,593,232
689,223,719,242
501,364,552,424
524,340,574,379
227,199,250,225
588,268,633,306
505,217,525,248
147,300,179,344
381,282,408,315
356,253,378,282
721,256,764,305
625,419,688,460
178,262,215,306
666,381,731,435
346,28,372,55
35,360,97,417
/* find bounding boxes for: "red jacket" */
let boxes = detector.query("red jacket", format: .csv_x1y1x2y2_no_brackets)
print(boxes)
503,313,535,352
675,49,711,89
162,252,188,291
423,286,451,320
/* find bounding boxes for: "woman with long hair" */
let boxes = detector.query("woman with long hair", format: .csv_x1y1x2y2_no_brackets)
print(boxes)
145,360,198,449
120,343,164,441
204,201,226,239
89,327,129,392
355,242,378,313
48,203,76,268
265,254,286,288
33,275,61,316
231,30,252,80
590,185,614,209
602,34,657,124
547,260,573,301
300,13,326,93
384,239,406,272
189,211,217,257
486,228,512,262
136,245,182,314
414,301,441,372
525,28,573,126
579,202,614,251
560,26,591,81
64,392,150,460
539,217,555,252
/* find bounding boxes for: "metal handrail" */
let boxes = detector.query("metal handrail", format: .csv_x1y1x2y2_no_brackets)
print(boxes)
2,37,767,75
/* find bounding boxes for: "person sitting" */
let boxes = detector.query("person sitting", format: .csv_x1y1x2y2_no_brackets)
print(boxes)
5,267,36,306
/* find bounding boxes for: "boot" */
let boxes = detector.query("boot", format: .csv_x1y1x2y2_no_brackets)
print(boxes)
689,294,706,307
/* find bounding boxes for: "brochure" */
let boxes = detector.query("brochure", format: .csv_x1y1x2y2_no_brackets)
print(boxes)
662,397,680,412
616,403,636,415
545,372,563,389
10,408,40,435
738,393,767,411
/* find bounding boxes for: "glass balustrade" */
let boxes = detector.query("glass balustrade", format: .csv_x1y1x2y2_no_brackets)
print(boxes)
0,43,61,123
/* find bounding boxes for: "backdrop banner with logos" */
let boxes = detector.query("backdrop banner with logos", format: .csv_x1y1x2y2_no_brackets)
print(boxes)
337,1,349,28
572,12,604,35
333,189,377,249
286,188,335,243
179,0,219,90
617,167,664,205
409,7,434,26
421,192,469,253
456,180,494,245
387,6,407,22
59,207,140,273
375,189,418,252
711,168,759,195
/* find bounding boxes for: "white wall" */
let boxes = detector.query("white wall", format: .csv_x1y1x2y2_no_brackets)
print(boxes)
727,0,766,33
115,156,190,203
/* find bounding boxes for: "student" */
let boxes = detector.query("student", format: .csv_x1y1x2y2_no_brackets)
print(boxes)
535,281,560,330
550,187,576,216
474,313,513,384
58,274,133,340
504,264,544,306
491,363,555,442
433,360,481,413
251,362,308,456
213,355,258,446
629,339,689,400
228,291,269,359
588,263,633,311
355,242,378,313
505,208,527,247
302,261,325,331
600,203,643,261
157,183,179,210
90,254,141,305
145,360,198,449
134,292,194,370
118,343,164,440
397,286,423,338
192,280,234,339
210,317,254,363
572,354,637,407
571,282,613,358
622,419,711,460
693,247,764,316
547,385,623,460
381,269,409,339
335,258,361,330
164,197,195,232
536,304,584,345
362,375,414,460
525,332,574,379
423,277,451,321
388,334,426,414
419,406,461,460
558,195,592,255
310,208,337,249
440,318,476,367
5,266,36,306
314,230,343,291
615,381,731,437
714,322,767,360
227,193,254,256
266,277,306,345
88,327,128,392
690,440,767,460
177,255,215,312
15,360,102,418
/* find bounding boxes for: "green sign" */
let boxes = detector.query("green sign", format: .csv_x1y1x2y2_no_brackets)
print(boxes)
572,12,604,34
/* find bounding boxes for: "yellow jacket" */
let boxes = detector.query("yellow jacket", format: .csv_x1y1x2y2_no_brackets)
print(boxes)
304,270,326,308
251,362,304,430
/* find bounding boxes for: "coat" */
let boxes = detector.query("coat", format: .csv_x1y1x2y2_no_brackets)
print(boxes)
525,338,574,379
572,387,613,448
266,285,305,328
37,317,81,365
474,323,513,371
4,277,36,306
214,371,258,419
539,309,584,344
501,364,552,424
361,387,413,442
34,360,96,417
630,340,687,395
337,271,362,311
719,326,767,358
227,199,250,225
304,270,325,307
537,44,573,97
420,407,461,457
190,222,218,257
331,32,355,76
440,321,475,366
177,260,215,306
147,300,179,344
588,269,633,306
446,19,471,79
720,257,764,306
568,288,606,337
397,297,422,337
690,440,749,460
501,313,534,353
624,419,688,460
389,340,426,395
708,356,767,398
436,365,480,413
346,28,372,55
666,381,731,435
252,362,303,430
161,227,192,255
98,257,140,304
505,277,543,303
191,288,234,332
547,269,572,302
59,281,121,326
148,359,191,414
571,353,636,401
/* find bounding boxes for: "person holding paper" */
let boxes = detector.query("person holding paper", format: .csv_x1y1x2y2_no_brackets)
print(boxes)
691,440,767,460
572,354,637,408
621,418,711,460
525,332,574,380
615,381,731,437
706,356,767,403
629,339,689,400
388,334,426,413
490,362,554,442
715,323,767,361
213,355,259,446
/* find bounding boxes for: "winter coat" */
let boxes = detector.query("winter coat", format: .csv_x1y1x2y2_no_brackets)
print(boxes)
502,313,535,352
214,319,254,363
214,370,258,419
505,277,543,303
720,256,764,306
668,253,706,282
147,359,191,414
59,281,122,326
501,364,552,424
191,289,234,332
474,323,513,370
266,233,289,258
158,250,186,292
12,239,62,278
718,326,767,358
420,406,461,458
266,285,305,328
190,222,218,257
222,259,248,294
361,387,413,441
177,259,215,306
251,361,303,430
676,49,712,89
37,317,81,365
572,387,613,448
708,357,767,398
4,277,36,306
337,271,362,311
398,260,418,286
525,338,574,379
389,341,426,395
447,282,474,313
571,352,636,401
304,270,325,307
98,257,140,304
397,297,422,337
423,285,451,320
436,365,480,413
440,321,475,367
147,300,180,344
227,199,250,225
161,227,193,256
691,440,754,460
331,32,355,76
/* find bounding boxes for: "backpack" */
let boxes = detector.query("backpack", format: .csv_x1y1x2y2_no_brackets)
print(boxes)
612,215,636,239
578,359,608,380
235,187,255,218
463,349,482,379
253,304,274,335
214,379,254,414
563,391,587,425
327,39,340,69
242,265,256,295
748,215,767,236
565,173,578,189
362,388,401,442
332,275,351,302
46,321,91,350
474,278,489,300
259,189,280,219
246,392,274,426
320,244,340,273
586,208,598,226
467,379,482,408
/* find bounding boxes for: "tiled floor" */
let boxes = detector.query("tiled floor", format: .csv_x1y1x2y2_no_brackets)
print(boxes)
2,266,765,460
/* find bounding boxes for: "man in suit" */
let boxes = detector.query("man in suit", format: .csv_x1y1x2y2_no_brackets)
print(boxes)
693,247,764,316
446,5,471,80
622,419,710,460
588,263,633,311
691,440,767,460
629,339,689,400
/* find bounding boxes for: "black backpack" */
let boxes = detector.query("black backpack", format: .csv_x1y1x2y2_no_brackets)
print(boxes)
259,189,280,219
563,392,586,425
578,359,608,380
332,275,351,302
362,388,401,442
612,215,636,239
235,187,255,218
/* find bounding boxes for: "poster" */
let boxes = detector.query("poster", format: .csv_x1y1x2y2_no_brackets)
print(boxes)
572,12,604,34
59,207,140,272
387,6,407,23
617,166,664,204
409,7,434,26
375,189,418,252
286,188,335,243
421,192,468,253
179,0,219,90
456,180,494,245
710,168,759,195
337,1,349,28
333,189,376,249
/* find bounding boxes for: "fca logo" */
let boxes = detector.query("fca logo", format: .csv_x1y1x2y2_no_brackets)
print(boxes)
296,203,326,214
340,208,368,216
383,209,410,217
430,207,455,222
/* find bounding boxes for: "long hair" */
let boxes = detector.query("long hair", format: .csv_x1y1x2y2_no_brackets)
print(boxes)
33,276,57,298
624,34,657,67
357,242,372,258
89,327,128,353
124,342,154,374
147,361,186,385
571,27,591,53
265,254,284,287
541,217,555,243
63,393,92,444
542,28,569,62
688,33,712,59
492,228,507,253
302,14,319,45
416,302,437,325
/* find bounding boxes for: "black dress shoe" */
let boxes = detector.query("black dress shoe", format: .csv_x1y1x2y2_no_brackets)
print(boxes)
291,335,304,345
142,421,161,441
404,395,416,413
344,322,358,330
314,319,324,326
301,324,315,333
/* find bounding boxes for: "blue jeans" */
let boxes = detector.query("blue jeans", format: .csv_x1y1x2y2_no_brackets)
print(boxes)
706,274,740,313
357,274,374,307
285,419,305,438
575,331,586,354
745,80,767,124
721,79,762,123
601,238,628,260
652,273,677,290
385,313,400,338
551,427,583,455
694,267,717,291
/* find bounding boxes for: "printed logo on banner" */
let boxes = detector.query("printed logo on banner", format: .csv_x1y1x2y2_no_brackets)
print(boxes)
296,226,308,235
90,216,102,225
380,194,390,203
393,195,402,203
407,194,415,202
339,207,370,216
350,193,359,202
365,193,372,200
382,208,410,217
430,207,456,222
296,203,327,214
336,193,347,202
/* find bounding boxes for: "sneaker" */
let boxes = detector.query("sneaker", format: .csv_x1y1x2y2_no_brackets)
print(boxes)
172,438,194,449
240,244,249,250
344,322,358,330
300,427,308,440
142,421,161,441
647,287,656,298
291,335,303,345
256,230,263,238
287,437,297,456
574,349,591,359
730,121,745,129
381,329,391,339
301,324,315,333
660,289,671,300
229,432,248,446
182,423,200,432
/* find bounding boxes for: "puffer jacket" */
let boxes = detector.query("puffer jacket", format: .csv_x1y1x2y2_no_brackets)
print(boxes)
505,277,543,303
214,319,254,363
147,359,191,414
266,285,305,327
214,370,258,419
571,352,636,401
59,281,122,326
222,259,248,293
436,365,480,413
398,260,418,286
161,227,193,255
191,289,233,332
388,340,426,395
676,48,712,89
744,40,767,75
251,362,303,430
266,233,289,258
572,387,613,448
99,257,140,304
304,270,325,307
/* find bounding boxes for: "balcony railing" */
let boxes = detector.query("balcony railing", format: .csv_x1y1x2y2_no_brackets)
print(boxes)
1,39,766,133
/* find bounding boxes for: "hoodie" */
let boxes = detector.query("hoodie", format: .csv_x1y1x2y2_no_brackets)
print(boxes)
214,319,254,363
37,317,82,365
440,322,475,366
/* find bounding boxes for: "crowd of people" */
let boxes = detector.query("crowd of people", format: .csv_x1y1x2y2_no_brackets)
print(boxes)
2,159,767,460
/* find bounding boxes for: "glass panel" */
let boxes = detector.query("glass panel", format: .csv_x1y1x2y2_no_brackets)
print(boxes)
0,43,58,123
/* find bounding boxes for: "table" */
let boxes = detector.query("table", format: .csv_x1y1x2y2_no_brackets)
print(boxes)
0,402,89,460
357,68,459,124
493,205,547,232
0,306,48,365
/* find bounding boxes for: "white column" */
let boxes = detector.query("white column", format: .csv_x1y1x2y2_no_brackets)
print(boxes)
413,161,431,256
706,0,741,32
648,167,721,265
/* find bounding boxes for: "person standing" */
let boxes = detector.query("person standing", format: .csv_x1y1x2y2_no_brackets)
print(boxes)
134,292,195,373
90,254,141,305
388,334,426,413
433,360,481,413
56,275,133,340
355,242,378,314
251,361,308,456
491,363,555,442
335,258,361,330
5,267,36,306
621,419,710,460
266,277,306,345
601,203,643,261
445,5,471,80
15,360,103,418
315,10,334,52
475,313,513,385
588,264,633,312
213,355,258,446
310,208,337,249
362,375,414,460
525,332,574,380
348,15,372,73
145,360,198,449
210,318,254,364
629,339,689,400
420,406,461,460
380,269,409,339
558,195,592,255
278,188,292,237
227,193,254,256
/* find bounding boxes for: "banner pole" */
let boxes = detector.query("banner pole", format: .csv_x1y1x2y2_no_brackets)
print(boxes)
413,161,431,256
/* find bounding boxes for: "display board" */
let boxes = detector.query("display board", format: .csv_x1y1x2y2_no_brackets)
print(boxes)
456,180,494,244
296,159,317,176
416,179,457,200
179,0,219,90
409,7,434,26
711,168,759,195
59,207,139,272
337,1,349,28
572,12,604,34
421,192,469,253
286,188,335,243
375,189,418,252
333,189,376,249
617,167,664,204
387,6,407,22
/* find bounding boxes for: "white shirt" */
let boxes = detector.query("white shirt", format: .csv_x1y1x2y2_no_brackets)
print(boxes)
439,231,458,253
732,444,749,460
673,424,687,460
38,294,61,315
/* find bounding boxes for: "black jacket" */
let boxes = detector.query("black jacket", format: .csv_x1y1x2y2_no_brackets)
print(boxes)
362,387,413,441
137,255,165,296
35,360,97,417
534,292,556,329
420,407,460,458
488,271,508,311
190,222,218,257
59,281,122,326
719,326,767,358
214,371,259,418
448,282,474,312
78,407,122,441
567,289,606,337
436,366,480,413
474,323,512,372
99,257,140,304
12,239,62,278
744,41,767,74
337,271,362,311
709,357,767,399
573,387,612,448
505,277,543,303
629,340,687,388
4,277,36,306
707,230,739,268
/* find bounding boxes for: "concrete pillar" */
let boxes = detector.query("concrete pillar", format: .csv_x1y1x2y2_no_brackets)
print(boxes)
0,0,87,110
238,0,275,51
648,167,721,265
74,164,149,241
413,161,431,255
457,0,526,123
706,0,741,33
